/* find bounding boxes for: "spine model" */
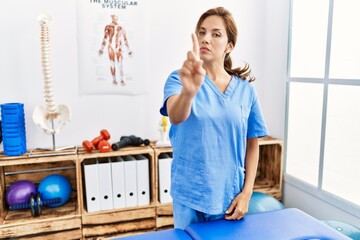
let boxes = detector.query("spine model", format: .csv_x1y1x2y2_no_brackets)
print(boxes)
32,12,71,149
39,14,58,117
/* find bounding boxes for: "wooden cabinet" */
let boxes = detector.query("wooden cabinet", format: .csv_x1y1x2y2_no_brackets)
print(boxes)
0,137,282,239
256,136,283,200
152,146,174,230
78,146,157,239
0,152,82,239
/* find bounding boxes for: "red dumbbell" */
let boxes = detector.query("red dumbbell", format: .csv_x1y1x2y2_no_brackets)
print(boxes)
98,140,111,153
82,129,111,152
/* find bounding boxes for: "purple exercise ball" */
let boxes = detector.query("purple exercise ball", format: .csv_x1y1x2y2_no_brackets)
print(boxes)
6,180,37,206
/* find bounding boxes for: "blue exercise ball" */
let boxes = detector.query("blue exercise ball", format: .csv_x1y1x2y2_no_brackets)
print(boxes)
248,191,285,214
322,220,360,240
38,174,72,207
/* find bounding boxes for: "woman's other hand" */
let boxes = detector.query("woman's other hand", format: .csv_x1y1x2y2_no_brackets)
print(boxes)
225,191,252,220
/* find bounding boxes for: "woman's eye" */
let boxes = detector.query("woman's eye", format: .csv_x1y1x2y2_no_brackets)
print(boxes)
198,32,205,35
213,33,221,37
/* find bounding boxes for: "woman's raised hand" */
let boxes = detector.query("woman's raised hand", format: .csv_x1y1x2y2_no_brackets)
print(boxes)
178,33,206,98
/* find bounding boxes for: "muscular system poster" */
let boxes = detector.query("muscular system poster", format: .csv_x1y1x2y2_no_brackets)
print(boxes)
76,0,147,95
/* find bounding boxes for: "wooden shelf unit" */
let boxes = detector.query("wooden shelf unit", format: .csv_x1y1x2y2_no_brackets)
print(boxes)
256,136,283,200
152,146,174,230
0,137,283,239
77,146,157,239
0,152,82,240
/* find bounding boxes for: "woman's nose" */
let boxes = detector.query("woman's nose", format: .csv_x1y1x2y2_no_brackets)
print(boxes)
201,35,210,44
199,32,212,44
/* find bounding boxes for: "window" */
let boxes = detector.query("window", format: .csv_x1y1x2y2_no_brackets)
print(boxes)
285,0,360,215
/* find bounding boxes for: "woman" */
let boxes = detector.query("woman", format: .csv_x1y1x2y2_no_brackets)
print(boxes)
160,7,268,229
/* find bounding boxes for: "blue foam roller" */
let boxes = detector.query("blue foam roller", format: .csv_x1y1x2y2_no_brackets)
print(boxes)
0,120,2,144
0,102,24,111
1,102,27,156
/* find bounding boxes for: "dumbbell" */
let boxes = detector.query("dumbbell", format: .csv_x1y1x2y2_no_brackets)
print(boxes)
82,129,111,152
112,135,150,151
97,139,111,153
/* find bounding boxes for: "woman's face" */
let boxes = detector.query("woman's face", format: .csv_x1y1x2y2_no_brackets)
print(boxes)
197,15,233,64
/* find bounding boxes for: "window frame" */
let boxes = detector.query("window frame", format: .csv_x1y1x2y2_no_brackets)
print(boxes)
284,0,360,218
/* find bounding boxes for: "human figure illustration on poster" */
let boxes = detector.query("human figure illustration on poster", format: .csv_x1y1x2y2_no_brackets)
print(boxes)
98,14,133,86
77,0,146,95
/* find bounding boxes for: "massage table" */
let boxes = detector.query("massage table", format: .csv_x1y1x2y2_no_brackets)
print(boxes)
116,208,350,240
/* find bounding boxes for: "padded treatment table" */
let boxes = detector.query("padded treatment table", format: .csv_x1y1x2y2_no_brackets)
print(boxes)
185,208,350,240
116,208,351,240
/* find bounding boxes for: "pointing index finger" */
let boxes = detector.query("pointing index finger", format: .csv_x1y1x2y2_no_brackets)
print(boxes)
192,33,200,59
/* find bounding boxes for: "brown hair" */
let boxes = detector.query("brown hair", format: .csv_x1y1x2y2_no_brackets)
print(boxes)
195,7,255,82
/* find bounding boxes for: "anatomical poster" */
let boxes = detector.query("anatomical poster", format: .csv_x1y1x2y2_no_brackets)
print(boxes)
76,0,147,95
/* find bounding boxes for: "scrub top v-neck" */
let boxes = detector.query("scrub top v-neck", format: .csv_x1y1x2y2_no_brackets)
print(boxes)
160,70,268,214
203,74,236,99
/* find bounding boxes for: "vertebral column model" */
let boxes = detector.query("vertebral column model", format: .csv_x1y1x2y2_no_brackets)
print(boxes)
32,12,71,149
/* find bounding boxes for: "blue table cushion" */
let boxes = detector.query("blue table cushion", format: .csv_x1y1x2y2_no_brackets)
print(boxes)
115,208,351,240
185,208,351,240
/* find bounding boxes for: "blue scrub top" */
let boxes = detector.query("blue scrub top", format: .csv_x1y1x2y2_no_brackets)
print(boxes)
160,70,268,214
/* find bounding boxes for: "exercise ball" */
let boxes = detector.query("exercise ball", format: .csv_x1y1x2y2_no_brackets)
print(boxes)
38,174,72,207
6,180,37,205
322,220,360,240
248,191,285,214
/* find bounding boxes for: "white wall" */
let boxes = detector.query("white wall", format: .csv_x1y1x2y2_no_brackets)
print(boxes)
261,0,288,139
0,0,266,149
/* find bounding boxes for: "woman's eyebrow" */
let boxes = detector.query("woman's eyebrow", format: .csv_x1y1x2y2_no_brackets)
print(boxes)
199,27,223,32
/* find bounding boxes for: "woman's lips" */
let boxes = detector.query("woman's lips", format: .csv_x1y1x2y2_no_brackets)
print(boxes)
200,47,209,52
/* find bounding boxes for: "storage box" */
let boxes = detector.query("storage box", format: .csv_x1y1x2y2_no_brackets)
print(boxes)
0,152,81,239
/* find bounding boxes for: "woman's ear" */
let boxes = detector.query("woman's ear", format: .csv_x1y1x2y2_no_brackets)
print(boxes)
225,42,234,54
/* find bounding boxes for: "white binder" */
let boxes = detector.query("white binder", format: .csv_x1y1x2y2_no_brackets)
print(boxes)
158,153,173,203
83,159,101,212
97,158,114,210
111,156,126,209
123,155,138,207
134,154,150,206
